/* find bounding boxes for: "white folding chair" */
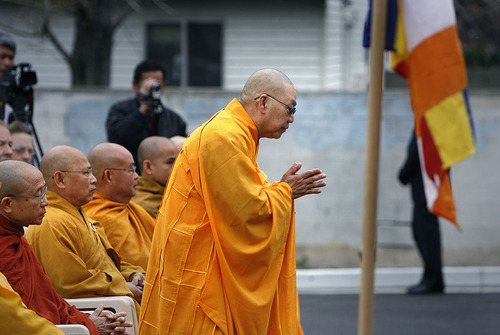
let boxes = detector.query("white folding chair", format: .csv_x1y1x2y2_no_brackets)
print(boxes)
56,324,90,335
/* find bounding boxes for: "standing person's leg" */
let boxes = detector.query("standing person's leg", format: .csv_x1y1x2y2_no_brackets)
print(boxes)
408,203,444,294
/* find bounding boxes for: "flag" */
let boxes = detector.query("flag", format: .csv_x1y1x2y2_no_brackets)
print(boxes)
365,0,476,228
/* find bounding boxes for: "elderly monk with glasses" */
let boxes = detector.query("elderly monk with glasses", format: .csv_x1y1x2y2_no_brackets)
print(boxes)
83,142,156,272
139,69,327,335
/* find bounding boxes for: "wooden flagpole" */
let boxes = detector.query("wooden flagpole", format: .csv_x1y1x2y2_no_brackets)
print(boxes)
357,0,388,334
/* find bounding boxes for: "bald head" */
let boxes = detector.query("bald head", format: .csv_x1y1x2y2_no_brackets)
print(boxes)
0,160,47,227
169,136,186,151
138,137,179,185
240,68,293,105
138,137,177,167
88,143,133,184
41,145,85,186
40,145,95,208
0,160,32,199
88,142,138,203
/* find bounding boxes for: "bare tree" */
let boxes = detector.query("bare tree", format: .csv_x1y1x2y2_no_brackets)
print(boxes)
0,0,158,87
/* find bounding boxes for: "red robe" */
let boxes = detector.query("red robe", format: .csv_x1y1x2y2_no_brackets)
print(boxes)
0,215,98,334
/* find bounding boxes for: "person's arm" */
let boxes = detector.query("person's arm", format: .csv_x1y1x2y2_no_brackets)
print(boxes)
0,281,64,335
106,100,149,147
27,215,135,300
398,135,419,185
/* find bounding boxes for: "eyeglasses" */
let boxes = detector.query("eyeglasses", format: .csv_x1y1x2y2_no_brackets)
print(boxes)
12,147,34,155
8,186,48,202
102,164,136,180
254,93,296,116
58,167,93,179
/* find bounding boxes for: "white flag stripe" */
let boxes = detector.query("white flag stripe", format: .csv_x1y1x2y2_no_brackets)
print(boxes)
402,0,456,52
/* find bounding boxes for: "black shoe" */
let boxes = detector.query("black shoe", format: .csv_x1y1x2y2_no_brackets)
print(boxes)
406,282,444,295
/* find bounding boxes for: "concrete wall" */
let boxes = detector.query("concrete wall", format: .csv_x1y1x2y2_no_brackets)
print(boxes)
31,88,500,269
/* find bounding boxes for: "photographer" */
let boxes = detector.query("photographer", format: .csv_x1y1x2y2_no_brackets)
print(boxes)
0,31,16,123
106,60,187,173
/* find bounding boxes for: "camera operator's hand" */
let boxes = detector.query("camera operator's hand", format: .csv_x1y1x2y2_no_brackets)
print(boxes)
138,77,161,116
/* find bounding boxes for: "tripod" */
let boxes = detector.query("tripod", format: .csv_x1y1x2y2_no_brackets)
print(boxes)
1,85,43,165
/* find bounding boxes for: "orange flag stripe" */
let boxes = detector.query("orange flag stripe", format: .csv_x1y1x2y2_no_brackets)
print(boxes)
407,25,467,137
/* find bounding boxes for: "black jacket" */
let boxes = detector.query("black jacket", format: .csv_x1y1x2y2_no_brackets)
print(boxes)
106,97,187,167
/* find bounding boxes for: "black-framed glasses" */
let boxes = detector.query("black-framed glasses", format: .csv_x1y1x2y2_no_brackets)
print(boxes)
8,185,48,202
254,93,296,116
102,164,137,180
58,167,93,180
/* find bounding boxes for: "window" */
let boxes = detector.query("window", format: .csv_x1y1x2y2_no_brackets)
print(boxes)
147,21,222,87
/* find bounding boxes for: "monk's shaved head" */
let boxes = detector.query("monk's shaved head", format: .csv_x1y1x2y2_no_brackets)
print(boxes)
41,145,86,187
88,142,137,202
138,137,177,167
240,68,293,105
88,143,130,182
169,136,186,151
0,160,32,198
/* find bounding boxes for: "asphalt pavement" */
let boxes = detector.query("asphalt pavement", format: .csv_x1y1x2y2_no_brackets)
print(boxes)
299,292,500,335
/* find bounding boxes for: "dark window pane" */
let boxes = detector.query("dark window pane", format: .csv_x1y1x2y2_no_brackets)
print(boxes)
147,24,182,86
187,23,222,87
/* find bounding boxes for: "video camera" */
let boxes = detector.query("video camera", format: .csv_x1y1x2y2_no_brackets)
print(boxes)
0,62,38,122
137,82,162,115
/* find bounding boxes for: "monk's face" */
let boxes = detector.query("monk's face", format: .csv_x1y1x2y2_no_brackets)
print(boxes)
63,155,97,208
0,125,13,161
108,152,139,202
260,83,296,139
8,168,48,227
149,143,178,186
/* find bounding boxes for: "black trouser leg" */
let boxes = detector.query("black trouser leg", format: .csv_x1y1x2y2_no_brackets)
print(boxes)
412,203,444,288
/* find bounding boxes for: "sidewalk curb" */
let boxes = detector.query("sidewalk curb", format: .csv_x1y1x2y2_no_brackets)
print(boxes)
297,266,500,294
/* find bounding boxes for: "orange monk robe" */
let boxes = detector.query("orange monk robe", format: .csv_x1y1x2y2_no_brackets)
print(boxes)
83,190,156,271
0,272,64,335
131,176,165,219
26,191,144,306
140,98,303,334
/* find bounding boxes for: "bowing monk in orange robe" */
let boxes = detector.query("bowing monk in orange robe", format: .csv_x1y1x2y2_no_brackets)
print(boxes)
0,160,131,335
139,69,327,334
83,142,155,271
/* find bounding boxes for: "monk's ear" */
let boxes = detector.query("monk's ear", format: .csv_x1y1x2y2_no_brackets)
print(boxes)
0,196,13,213
143,160,153,175
52,171,66,189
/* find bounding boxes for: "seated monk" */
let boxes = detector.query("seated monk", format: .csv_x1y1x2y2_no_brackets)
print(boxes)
83,142,155,271
1,271,64,334
131,136,179,219
0,160,132,335
25,146,145,313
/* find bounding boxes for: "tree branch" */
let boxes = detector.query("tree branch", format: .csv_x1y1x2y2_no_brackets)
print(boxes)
41,18,72,66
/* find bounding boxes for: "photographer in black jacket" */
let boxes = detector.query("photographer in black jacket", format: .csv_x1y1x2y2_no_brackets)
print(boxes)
106,60,187,173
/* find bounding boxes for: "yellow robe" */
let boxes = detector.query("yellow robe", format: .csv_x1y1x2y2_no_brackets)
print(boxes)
0,272,64,335
139,99,303,334
26,191,144,303
132,176,165,219
83,190,156,271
